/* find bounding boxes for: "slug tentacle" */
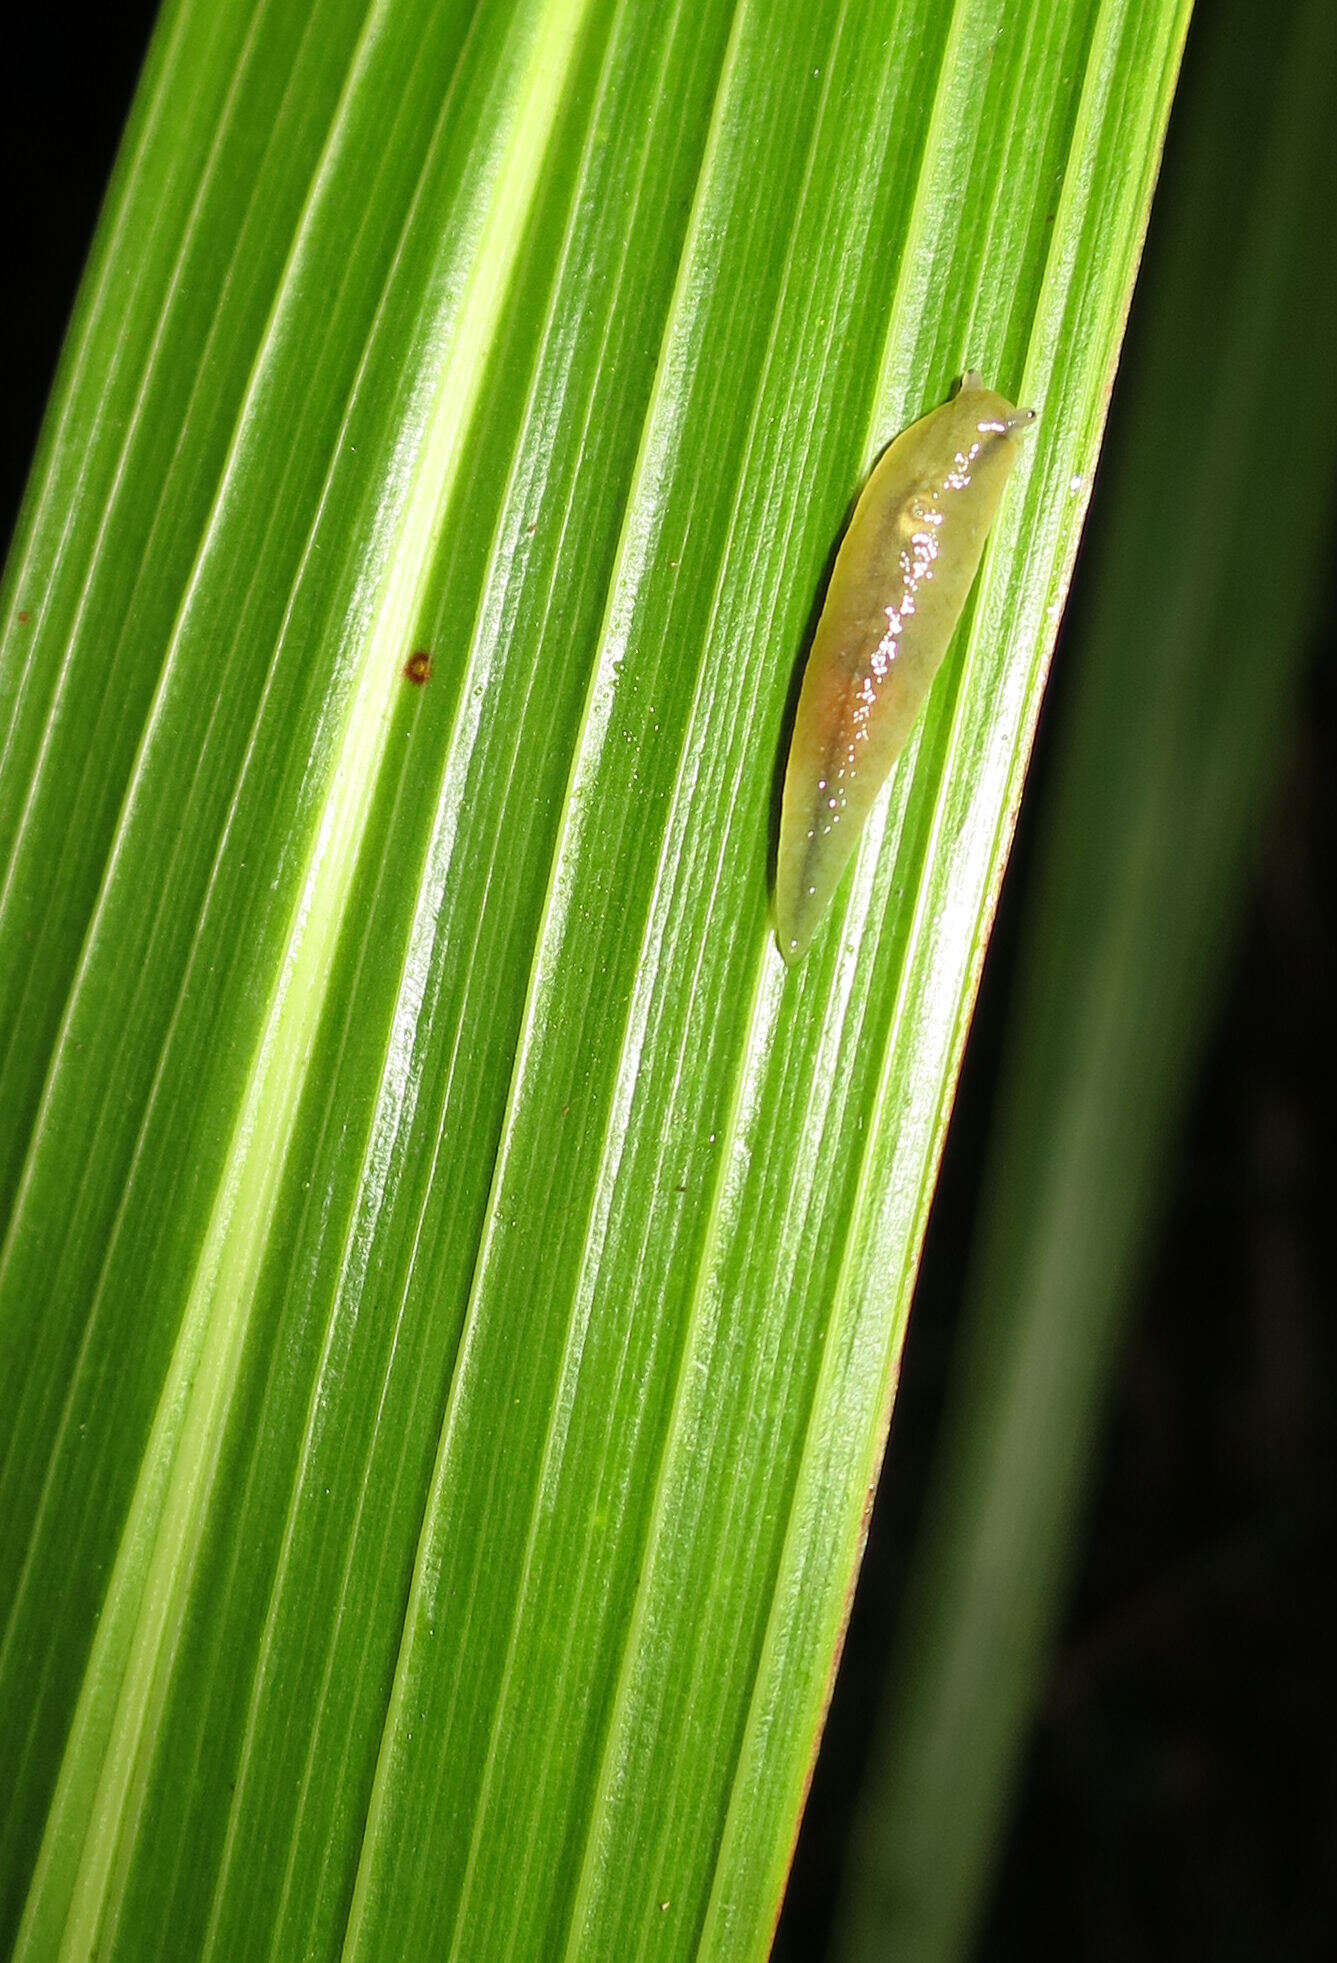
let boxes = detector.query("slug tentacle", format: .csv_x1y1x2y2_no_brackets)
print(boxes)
774,373,1034,965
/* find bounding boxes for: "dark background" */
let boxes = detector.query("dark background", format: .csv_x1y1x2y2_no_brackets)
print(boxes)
5,5,1332,1958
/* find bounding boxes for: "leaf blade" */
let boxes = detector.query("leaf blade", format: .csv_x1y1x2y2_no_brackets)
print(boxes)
0,0,1191,1956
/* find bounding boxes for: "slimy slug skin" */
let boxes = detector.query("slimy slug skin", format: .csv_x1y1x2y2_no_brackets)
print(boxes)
775,373,1034,965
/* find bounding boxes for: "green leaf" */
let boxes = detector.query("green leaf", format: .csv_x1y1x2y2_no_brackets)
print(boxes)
832,0,1337,1955
0,0,1188,1956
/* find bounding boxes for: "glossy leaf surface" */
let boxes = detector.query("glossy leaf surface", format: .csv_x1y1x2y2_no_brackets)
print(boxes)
0,0,1188,1955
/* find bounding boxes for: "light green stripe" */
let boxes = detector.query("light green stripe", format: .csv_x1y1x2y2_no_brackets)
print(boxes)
14,0,595,1955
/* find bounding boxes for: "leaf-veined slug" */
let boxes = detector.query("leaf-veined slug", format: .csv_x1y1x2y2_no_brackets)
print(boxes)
775,372,1035,965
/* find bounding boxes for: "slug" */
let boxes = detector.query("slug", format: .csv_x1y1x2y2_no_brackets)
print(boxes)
775,372,1034,965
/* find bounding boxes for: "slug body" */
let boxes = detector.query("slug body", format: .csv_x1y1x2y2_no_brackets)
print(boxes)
776,374,1033,964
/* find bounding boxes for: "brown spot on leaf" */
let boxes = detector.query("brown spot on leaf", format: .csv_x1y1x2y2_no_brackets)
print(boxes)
403,649,433,686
